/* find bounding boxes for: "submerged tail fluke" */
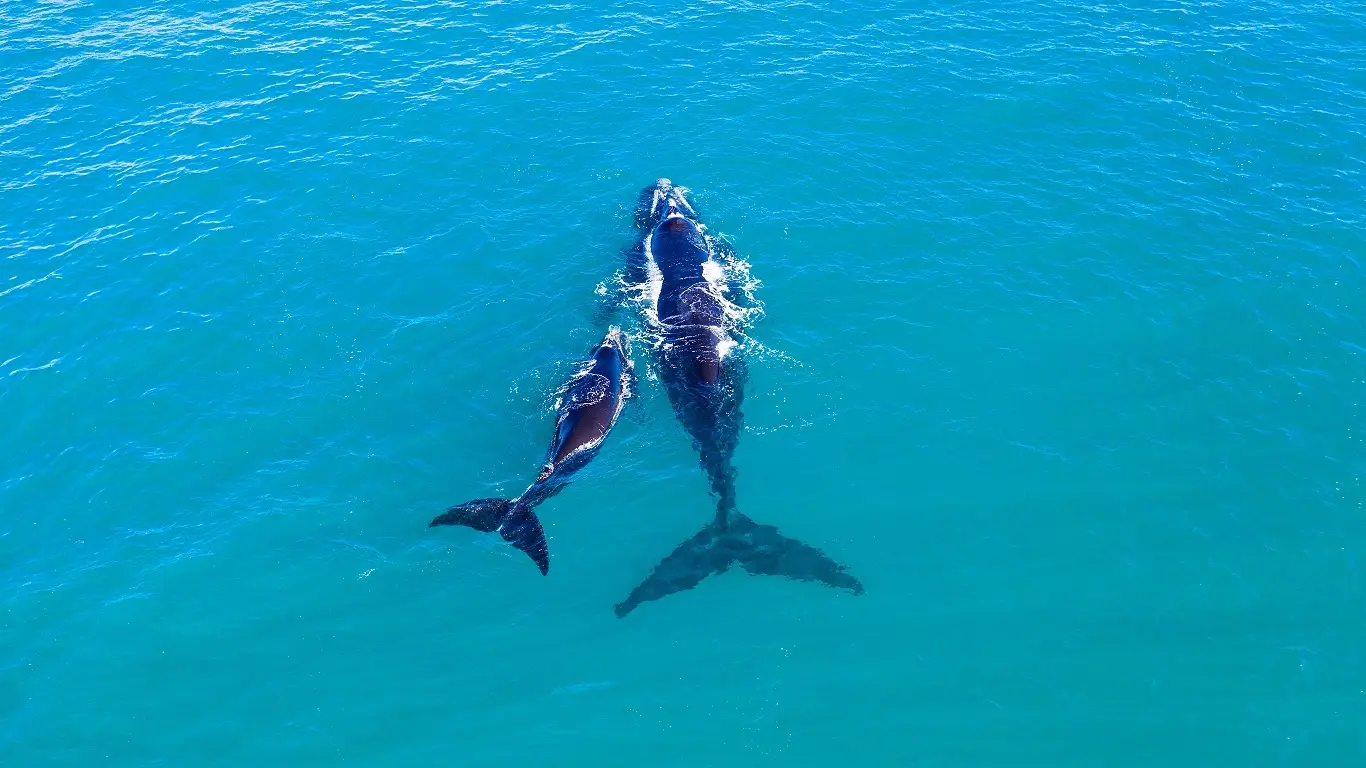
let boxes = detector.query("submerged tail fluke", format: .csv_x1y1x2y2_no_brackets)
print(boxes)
613,513,862,618
430,498,550,575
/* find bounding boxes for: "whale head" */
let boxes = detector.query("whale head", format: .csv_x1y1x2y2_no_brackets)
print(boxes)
636,178,696,231
591,327,631,374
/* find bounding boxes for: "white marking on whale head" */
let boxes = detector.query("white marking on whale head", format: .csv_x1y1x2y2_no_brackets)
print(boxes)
671,187,696,216
648,179,695,224
650,187,667,220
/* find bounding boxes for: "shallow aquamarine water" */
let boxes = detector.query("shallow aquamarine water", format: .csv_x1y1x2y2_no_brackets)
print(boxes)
3,0,1364,764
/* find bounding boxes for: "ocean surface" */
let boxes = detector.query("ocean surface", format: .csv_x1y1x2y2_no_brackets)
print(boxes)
3,0,1364,764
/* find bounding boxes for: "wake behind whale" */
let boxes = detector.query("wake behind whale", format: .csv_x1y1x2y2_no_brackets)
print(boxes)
612,180,863,617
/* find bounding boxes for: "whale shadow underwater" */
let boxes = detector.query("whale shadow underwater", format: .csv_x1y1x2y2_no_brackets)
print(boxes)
611,179,863,618
429,327,633,574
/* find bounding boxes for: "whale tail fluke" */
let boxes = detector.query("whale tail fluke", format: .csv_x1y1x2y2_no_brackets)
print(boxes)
613,513,861,618
430,498,551,575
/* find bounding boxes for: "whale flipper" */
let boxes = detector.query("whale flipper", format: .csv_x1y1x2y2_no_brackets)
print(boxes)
430,498,550,575
613,514,862,618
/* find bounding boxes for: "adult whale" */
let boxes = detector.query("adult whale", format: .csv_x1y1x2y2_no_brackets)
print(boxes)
431,328,632,574
613,180,863,617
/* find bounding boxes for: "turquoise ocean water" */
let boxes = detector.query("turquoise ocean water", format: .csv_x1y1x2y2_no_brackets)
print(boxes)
3,0,1365,764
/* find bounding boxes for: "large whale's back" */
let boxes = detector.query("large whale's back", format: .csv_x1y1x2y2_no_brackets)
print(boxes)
651,219,709,322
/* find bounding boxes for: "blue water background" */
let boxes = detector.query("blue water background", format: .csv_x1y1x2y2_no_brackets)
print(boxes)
3,0,1365,764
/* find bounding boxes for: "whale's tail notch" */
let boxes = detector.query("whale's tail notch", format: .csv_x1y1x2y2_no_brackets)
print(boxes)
612,513,862,617
430,498,550,575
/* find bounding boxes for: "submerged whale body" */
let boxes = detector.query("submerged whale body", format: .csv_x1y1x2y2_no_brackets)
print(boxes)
430,328,632,574
613,179,862,617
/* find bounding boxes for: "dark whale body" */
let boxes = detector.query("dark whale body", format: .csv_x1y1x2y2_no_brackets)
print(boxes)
613,180,862,617
431,328,632,574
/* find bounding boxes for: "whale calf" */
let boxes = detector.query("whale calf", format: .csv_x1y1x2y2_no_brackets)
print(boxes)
431,327,632,574
613,180,862,617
